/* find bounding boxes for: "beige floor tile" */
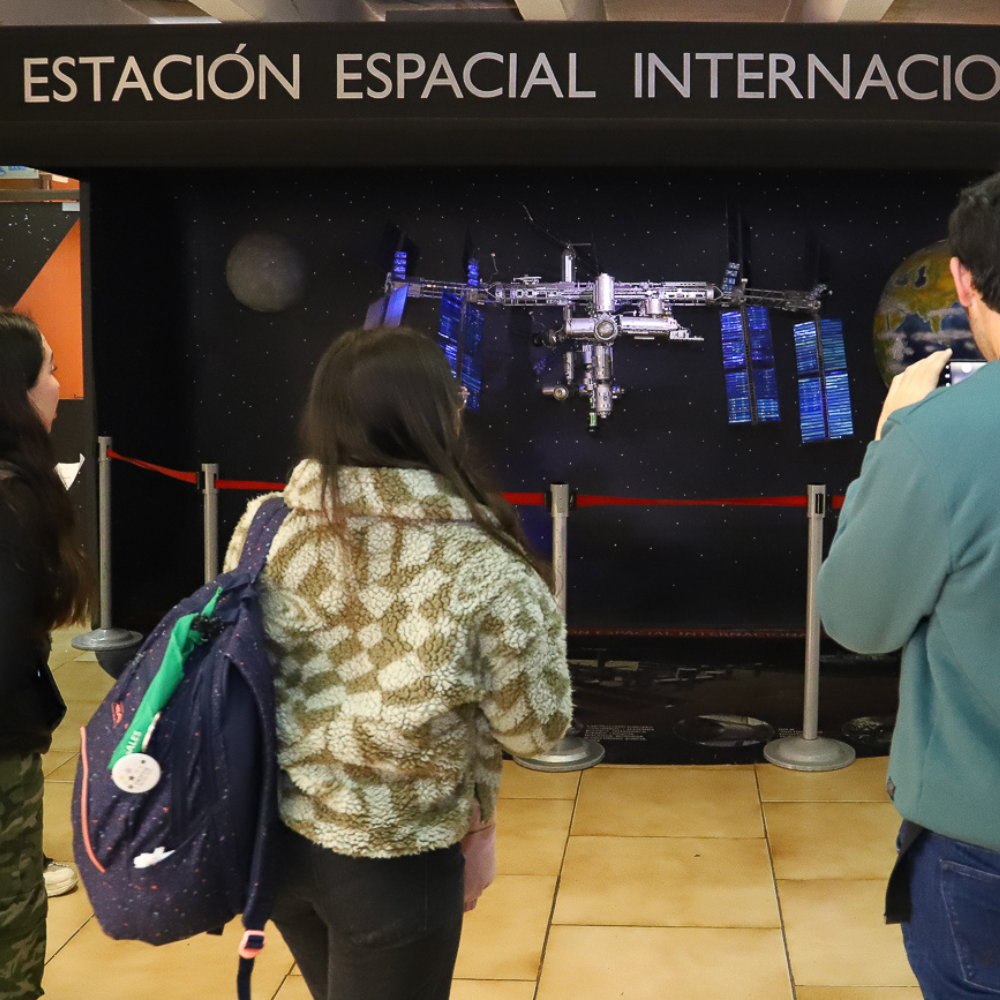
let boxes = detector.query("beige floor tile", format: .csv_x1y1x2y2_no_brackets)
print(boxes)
42,751,77,778
536,925,792,1000
41,917,295,1000
48,699,101,753
50,658,114,705
756,758,891,803
45,756,80,782
44,877,93,961
573,766,763,838
454,875,556,981
450,981,537,1000
553,835,780,928
42,780,76,862
778,880,919,987
499,760,580,799
49,649,87,670
49,625,92,659
273,975,314,999
796,989,924,999
72,651,99,663
765,802,900,880
495,798,573,877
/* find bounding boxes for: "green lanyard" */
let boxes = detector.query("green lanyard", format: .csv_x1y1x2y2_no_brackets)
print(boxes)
108,587,223,770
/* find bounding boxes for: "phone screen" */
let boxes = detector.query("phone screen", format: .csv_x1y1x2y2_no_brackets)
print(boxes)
942,360,987,386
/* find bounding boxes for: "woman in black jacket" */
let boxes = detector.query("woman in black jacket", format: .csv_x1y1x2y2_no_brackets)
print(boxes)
0,309,92,999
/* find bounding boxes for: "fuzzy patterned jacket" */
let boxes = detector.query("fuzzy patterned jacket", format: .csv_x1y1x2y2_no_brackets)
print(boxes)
224,459,572,858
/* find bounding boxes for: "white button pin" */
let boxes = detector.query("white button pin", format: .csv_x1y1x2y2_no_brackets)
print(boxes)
111,753,162,793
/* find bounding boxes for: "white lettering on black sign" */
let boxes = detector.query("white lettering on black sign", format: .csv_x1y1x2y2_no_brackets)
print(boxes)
23,48,300,103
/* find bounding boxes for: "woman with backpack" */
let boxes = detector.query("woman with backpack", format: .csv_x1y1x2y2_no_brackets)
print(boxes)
224,324,573,1000
0,310,93,999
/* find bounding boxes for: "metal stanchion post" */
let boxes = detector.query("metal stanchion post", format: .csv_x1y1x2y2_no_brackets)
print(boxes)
202,463,219,583
763,484,855,771
514,482,605,773
71,436,143,677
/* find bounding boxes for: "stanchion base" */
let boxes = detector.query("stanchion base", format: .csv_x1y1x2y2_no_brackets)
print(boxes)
514,736,606,773
71,628,143,651
72,628,144,681
763,735,856,772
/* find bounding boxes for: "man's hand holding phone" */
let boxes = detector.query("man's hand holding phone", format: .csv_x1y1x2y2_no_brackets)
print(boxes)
875,348,952,441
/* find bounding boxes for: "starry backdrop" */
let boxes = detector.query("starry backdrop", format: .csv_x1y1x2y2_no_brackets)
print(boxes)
87,165,979,634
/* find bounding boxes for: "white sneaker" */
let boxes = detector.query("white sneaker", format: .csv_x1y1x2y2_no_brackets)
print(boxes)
43,860,78,897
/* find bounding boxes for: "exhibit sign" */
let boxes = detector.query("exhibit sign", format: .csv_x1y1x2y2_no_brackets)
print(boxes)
2,22,1000,164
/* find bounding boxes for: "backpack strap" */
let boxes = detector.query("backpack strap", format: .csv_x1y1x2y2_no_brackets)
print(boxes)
237,496,290,582
233,493,288,1000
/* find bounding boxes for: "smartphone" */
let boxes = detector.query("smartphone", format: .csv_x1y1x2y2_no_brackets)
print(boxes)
940,360,986,387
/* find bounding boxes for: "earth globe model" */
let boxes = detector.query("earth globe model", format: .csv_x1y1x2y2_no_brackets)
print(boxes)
873,240,978,386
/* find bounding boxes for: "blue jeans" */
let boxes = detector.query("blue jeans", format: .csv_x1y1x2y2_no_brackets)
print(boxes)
900,824,1000,997
270,822,465,1000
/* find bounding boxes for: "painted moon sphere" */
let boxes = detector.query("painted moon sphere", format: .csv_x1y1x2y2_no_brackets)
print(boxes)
225,231,308,313
873,240,977,387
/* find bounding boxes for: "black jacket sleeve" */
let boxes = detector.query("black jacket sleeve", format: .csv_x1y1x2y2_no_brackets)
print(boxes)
0,479,66,754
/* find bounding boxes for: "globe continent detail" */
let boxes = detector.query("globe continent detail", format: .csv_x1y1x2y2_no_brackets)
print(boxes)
873,240,977,386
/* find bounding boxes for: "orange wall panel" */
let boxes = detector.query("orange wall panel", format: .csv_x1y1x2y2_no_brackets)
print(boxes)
15,220,84,400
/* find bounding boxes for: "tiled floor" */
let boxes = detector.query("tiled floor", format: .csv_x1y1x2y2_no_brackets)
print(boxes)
40,627,922,998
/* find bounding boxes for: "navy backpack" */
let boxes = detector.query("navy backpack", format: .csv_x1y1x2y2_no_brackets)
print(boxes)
72,497,288,1000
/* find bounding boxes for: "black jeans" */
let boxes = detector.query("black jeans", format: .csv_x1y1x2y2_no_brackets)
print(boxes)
270,822,466,1000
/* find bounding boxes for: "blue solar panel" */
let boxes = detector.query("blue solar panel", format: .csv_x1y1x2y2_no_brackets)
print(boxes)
439,292,462,345
440,291,485,405
819,318,847,371
461,304,484,411
798,376,827,443
393,251,408,281
794,320,821,376
464,304,484,357
721,308,780,424
462,356,482,412
721,311,746,370
747,307,774,366
725,369,752,424
384,284,409,327
363,295,388,330
794,318,854,442
752,367,780,422
824,371,854,439
438,292,462,374
467,258,480,288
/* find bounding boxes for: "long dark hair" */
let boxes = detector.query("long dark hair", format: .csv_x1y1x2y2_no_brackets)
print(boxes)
301,325,552,588
0,310,94,631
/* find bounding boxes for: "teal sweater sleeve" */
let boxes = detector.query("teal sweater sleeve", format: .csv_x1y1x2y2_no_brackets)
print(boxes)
816,418,952,654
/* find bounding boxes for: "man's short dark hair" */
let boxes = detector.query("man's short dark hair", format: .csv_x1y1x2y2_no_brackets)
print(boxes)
949,173,1000,312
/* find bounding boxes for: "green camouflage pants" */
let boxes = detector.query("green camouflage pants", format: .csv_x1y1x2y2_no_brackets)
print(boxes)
0,754,46,999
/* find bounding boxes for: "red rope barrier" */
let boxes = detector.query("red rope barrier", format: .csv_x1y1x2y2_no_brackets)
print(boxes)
216,479,288,492
576,493,846,508
105,449,844,508
107,448,198,485
576,494,806,508
502,492,546,506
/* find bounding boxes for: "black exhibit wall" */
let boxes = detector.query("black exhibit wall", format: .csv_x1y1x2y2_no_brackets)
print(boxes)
0,194,99,571
86,165,978,635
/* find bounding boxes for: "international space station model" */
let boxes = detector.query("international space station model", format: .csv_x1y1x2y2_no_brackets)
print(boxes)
366,239,852,443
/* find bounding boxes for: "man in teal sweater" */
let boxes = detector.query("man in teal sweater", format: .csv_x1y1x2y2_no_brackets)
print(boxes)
817,174,1000,999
